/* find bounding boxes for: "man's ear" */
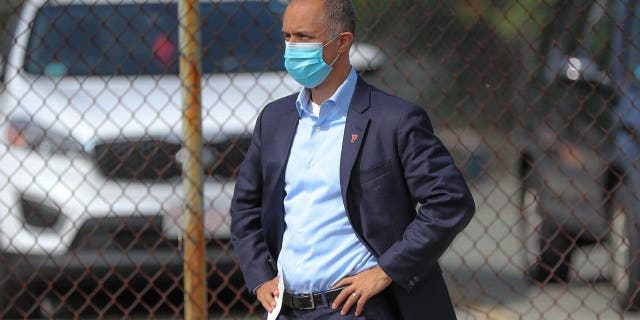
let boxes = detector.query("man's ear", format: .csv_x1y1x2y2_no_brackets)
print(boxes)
338,32,355,53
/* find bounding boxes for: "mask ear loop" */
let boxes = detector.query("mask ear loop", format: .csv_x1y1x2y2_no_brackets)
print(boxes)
322,33,342,48
324,33,343,67
328,52,342,67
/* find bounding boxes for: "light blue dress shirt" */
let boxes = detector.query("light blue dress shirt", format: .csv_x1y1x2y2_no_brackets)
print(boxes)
279,68,378,294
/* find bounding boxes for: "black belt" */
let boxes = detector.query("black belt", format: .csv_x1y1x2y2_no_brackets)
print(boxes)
282,287,344,310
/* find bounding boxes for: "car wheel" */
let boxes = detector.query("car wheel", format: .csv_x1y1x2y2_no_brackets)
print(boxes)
519,186,542,272
0,255,17,318
517,154,542,273
0,253,34,318
0,254,6,317
518,187,571,283
611,207,640,310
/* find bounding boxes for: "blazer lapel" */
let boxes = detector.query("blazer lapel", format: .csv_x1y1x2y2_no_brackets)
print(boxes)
340,79,371,201
274,106,300,174
268,97,299,254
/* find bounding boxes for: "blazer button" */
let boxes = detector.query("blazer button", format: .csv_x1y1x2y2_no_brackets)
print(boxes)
408,280,415,286
413,275,422,282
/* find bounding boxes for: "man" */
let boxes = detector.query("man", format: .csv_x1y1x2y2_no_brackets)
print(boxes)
230,0,475,319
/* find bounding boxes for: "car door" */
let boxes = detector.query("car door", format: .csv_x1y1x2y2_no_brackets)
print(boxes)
525,0,617,237
518,0,620,277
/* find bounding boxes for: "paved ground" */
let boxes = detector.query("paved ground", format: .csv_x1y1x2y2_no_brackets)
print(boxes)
445,169,640,320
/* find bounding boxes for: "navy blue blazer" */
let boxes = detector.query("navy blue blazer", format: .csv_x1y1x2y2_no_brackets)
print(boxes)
230,78,475,319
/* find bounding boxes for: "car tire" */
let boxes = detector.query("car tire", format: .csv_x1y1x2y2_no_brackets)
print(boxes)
0,253,16,318
0,253,6,317
517,154,543,274
518,186,543,272
518,189,572,283
611,207,640,310
0,253,34,318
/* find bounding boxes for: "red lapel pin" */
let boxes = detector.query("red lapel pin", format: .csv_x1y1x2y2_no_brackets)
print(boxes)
351,134,358,144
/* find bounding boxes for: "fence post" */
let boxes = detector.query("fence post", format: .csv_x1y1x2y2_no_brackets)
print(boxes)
178,0,207,319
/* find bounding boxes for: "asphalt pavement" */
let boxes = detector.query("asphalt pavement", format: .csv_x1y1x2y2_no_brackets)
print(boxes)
445,170,640,320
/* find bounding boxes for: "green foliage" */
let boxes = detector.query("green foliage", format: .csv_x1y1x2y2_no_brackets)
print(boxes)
351,0,563,129
354,0,559,44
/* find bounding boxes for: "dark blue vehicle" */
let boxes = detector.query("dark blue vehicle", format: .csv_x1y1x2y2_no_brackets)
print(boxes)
517,0,640,310
611,0,640,309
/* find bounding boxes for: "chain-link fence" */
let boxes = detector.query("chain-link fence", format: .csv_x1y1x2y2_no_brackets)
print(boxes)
0,0,639,318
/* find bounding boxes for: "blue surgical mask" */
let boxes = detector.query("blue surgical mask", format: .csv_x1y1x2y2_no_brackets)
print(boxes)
284,35,341,88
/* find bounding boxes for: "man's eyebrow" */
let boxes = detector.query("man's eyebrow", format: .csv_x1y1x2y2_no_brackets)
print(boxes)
282,31,314,37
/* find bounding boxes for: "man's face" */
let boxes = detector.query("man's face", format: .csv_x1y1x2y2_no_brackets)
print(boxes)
282,0,340,62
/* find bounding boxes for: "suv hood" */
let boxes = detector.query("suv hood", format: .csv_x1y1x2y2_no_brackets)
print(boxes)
7,72,299,148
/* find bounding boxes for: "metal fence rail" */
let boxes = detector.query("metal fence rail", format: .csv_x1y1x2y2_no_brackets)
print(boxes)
0,0,639,318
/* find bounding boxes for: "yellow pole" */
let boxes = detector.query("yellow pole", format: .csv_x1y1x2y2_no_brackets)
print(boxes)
178,0,207,319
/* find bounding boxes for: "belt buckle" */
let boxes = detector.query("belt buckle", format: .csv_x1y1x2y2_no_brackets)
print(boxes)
297,293,315,310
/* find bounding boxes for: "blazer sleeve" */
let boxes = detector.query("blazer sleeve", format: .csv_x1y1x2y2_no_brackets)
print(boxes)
229,110,276,292
377,106,475,292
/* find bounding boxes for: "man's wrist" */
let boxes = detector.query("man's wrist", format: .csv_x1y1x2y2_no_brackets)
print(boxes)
253,283,265,295
375,266,393,285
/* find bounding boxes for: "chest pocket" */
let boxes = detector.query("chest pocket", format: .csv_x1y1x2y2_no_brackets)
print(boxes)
359,159,392,184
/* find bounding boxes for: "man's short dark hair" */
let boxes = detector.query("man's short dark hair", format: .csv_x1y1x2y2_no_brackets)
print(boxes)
321,0,356,36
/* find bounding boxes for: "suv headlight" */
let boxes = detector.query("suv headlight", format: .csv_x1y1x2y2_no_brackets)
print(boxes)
7,118,83,155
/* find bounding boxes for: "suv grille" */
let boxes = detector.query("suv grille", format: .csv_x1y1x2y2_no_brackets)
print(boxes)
70,215,168,251
69,215,230,251
94,137,251,181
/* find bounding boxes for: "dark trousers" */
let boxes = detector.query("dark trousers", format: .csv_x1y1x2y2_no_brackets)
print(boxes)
263,292,399,320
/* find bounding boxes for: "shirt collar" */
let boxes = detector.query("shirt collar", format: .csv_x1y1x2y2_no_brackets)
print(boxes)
295,67,358,118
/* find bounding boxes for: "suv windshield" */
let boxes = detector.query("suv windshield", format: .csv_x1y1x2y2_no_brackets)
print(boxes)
25,2,286,76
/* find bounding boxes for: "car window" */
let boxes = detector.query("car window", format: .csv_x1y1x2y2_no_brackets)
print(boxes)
536,0,616,150
542,0,593,75
564,0,616,145
24,2,286,76
577,0,614,69
0,4,21,82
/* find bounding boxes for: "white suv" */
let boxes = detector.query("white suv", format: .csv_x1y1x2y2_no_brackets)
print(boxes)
0,0,384,316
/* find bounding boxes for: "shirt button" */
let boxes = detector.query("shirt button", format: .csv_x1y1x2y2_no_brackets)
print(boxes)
297,228,303,234
315,127,321,132
296,261,301,267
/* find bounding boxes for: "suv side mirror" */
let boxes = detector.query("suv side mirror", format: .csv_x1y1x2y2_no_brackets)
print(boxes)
350,42,386,73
